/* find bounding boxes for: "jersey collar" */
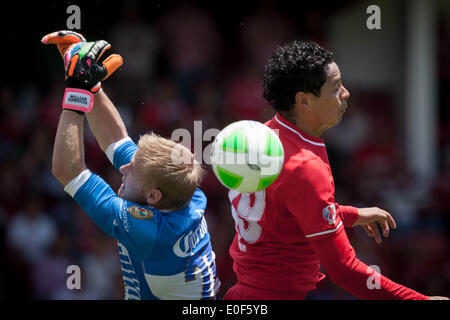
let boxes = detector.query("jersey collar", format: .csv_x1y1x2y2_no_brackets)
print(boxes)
274,113,326,147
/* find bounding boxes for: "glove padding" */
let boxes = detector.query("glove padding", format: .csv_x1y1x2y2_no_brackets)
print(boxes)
41,30,86,59
64,41,114,90
61,41,123,113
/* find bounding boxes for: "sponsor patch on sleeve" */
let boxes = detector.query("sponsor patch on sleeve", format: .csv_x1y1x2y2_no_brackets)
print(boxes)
322,204,337,225
127,206,154,220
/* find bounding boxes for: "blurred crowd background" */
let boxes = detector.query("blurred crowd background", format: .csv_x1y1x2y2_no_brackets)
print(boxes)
0,0,449,299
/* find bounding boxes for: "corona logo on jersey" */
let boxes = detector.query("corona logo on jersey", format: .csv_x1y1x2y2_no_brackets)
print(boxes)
173,215,208,258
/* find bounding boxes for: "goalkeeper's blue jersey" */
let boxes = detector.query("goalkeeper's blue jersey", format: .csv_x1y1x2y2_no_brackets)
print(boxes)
64,137,219,300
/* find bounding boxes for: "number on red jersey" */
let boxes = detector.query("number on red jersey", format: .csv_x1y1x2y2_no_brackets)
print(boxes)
228,189,266,252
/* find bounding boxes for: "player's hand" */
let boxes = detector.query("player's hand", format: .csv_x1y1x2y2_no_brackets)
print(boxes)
41,30,86,59
428,296,449,300
352,207,397,244
60,41,123,113
64,40,123,92
41,31,123,94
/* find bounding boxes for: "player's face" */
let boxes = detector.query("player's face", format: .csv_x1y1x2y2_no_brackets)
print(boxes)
309,62,350,129
118,154,148,204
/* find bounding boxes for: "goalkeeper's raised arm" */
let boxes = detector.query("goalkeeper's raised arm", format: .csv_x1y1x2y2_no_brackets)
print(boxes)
42,30,126,152
48,37,123,185
86,89,129,152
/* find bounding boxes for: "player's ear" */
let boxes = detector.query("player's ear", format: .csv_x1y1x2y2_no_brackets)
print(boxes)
146,189,162,206
294,91,309,109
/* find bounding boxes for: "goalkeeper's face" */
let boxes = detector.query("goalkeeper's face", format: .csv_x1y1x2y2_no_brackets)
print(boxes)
118,154,149,204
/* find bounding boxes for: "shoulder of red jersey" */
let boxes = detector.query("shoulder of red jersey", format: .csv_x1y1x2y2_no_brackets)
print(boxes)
284,157,333,193
265,114,329,184
266,113,326,147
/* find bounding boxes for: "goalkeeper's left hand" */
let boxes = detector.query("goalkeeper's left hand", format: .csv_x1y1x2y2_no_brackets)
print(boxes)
41,30,123,94
61,40,123,113
42,31,123,113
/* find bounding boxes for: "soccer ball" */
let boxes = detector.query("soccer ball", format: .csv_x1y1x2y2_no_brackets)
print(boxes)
210,120,284,193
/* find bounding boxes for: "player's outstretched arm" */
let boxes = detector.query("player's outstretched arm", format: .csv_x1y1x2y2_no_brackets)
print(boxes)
309,229,448,300
86,88,129,152
52,110,86,186
47,39,122,184
42,31,125,152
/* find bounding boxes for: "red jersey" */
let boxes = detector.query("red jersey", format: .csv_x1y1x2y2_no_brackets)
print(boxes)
226,113,428,300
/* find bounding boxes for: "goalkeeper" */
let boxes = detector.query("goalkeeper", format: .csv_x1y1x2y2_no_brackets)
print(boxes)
43,31,219,300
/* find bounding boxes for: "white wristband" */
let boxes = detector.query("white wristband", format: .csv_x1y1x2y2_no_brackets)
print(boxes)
62,88,94,113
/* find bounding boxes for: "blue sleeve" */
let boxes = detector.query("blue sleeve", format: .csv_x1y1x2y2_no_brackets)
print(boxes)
73,172,158,260
112,140,138,170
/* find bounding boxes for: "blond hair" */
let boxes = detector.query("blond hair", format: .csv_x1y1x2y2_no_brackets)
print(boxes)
135,132,204,210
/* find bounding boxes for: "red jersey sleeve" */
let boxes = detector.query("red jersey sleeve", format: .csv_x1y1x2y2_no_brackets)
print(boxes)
337,204,359,227
308,226,429,300
284,158,344,240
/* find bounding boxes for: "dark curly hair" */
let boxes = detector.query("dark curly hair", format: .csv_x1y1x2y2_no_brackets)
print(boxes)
263,41,333,112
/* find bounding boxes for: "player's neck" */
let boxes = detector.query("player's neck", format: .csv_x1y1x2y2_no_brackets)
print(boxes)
280,111,325,138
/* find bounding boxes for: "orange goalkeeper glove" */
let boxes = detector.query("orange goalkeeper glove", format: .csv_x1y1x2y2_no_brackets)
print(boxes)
41,30,123,94
60,40,123,113
41,30,86,59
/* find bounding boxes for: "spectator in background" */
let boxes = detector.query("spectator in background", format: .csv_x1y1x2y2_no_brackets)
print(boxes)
224,65,270,122
157,1,223,105
301,9,329,48
225,1,295,122
19,126,63,199
37,79,65,135
427,146,450,232
239,0,295,72
30,232,73,299
0,159,26,214
7,195,58,266
134,77,189,138
0,87,30,154
188,79,223,130
438,18,450,82
79,234,122,300
110,1,160,103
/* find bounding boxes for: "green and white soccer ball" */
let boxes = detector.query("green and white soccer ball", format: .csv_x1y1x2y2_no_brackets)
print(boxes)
210,120,284,193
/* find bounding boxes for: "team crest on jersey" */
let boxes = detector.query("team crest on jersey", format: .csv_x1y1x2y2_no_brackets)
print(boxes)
322,204,336,225
128,206,154,219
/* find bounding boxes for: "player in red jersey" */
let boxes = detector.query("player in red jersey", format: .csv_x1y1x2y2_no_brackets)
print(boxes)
223,41,448,300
